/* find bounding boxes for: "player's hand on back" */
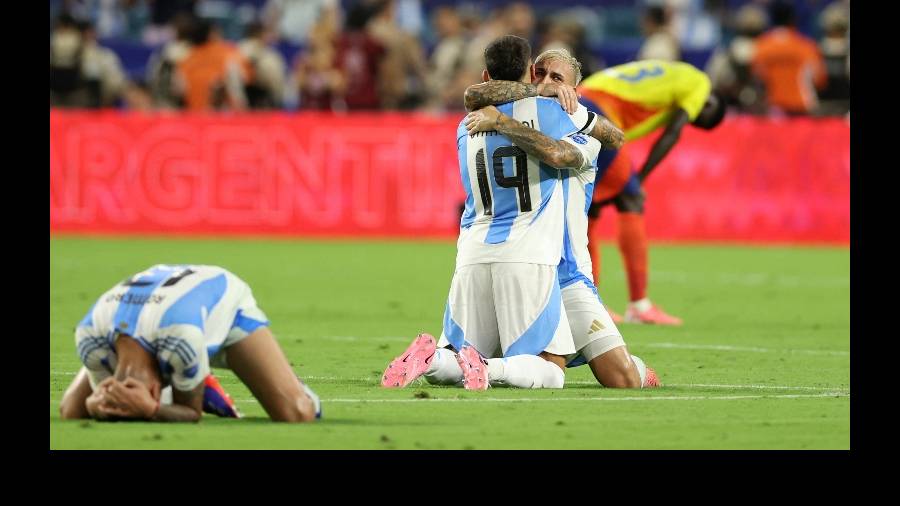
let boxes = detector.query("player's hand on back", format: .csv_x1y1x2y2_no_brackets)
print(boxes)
536,82,578,114
465,106,503,135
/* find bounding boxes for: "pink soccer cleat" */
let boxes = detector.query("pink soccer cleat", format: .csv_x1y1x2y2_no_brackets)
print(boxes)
455,345,489,391
381,333,437,388
624,303,683,326
644,367,662,388
203,374,242,418
605,305,624,324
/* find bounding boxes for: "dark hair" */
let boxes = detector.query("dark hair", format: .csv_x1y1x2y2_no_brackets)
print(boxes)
189,18,213,45
55,12,78,29
695,91,727,130
484,35,531,81
644,6,668,26
346,2,377,31
244,21,264,39
172,12,197,41
77,19,95,33
770,1,795,27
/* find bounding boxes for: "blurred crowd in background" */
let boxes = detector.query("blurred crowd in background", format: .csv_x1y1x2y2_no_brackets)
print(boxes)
49,0,850,116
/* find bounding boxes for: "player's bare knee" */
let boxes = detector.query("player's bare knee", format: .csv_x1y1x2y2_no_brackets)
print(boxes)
270,395,317,423
604,370,642,389
603,360,642,388
587,346,643,388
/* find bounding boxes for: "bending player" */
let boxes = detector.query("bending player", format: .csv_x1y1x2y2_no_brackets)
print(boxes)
466,59,727,325
59,264,321,423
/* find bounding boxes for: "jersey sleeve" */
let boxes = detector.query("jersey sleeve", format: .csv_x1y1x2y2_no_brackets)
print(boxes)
674,67,712,121
156,325,210,392
75,325,113,389
561,132,602,173
566,102,599,136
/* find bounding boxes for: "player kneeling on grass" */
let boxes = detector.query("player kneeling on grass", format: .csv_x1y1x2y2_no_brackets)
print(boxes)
383,40,659,391
380,48,660,391
59,264,321,423
383,36,610,391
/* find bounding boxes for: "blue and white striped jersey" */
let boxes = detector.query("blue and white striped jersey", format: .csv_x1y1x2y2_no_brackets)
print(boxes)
455,96,602,267
74,265,268,392
558,160,600,292
558,96,610,293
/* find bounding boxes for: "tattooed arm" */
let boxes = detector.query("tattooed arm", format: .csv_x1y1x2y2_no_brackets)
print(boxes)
465,81,624,150
591,116,625,150
464,106,586,170
464,81,578,114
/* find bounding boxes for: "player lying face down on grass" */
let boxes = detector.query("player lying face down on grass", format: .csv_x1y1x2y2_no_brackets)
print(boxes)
59,265,321,423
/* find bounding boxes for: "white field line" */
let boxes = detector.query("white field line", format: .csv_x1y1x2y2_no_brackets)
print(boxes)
633,382,848,391
624,270,849,288
643,342,849,356
50,392,849,404
307,336,851,356
301,377,853,392
52,336,849,356
49,371,849,393
318,393,849,403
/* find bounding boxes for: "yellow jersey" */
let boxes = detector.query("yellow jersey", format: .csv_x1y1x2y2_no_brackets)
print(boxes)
578,60,711,140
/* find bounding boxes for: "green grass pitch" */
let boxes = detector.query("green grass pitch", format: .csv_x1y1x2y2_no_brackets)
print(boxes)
50,236,849,449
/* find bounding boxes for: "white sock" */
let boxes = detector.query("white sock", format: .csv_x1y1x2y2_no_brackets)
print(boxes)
630,298,652,313
630,354,648,388
423,347,464,385
487,355,564,389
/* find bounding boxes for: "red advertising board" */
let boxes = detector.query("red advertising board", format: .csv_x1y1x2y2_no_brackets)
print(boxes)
50,110,849,244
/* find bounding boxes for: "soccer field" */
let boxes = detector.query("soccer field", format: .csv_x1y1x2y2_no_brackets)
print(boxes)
49,236,850,449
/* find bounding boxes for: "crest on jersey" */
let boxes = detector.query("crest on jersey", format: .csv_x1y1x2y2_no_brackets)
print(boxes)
570,134,588,145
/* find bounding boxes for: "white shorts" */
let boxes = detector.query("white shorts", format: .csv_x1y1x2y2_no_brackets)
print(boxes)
210,273,270,368
438,263,575,358
561,280,626,367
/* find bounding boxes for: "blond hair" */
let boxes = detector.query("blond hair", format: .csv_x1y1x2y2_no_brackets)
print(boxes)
534,48,583,86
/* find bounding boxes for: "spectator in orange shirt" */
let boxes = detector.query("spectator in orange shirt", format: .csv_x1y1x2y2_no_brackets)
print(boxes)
177,19,249,111
751,1,827,115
